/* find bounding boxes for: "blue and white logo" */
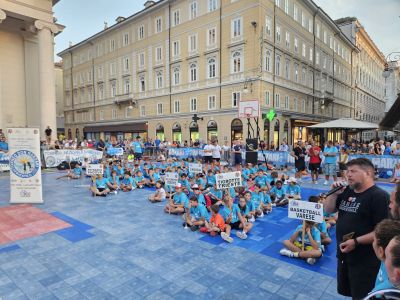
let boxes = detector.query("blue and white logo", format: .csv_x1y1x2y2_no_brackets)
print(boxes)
10,150,40,178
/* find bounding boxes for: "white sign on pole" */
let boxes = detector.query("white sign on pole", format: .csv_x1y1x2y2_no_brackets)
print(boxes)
189,163,203,174
86,164,104,176
288,200,324,223
165,172,179,186
216,172,242,189
8,128,43,204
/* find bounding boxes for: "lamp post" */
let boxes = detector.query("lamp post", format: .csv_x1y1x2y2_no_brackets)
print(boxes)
382,52,400,79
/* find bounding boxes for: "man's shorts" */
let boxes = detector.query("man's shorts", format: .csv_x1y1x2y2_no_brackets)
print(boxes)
324,163,337,176
337,259,379,298
295,162,306,172
230,221,241,230
135,152,142,160
213,157,220,162
234,156,242,165
204,156,213,163
309,163,321,172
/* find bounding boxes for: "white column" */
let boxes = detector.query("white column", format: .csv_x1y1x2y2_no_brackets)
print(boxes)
0,10,7,132
34,20,62,142
0,9,6,24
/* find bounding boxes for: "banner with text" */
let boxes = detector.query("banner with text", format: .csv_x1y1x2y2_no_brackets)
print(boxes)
288,200,324,223
165,172,179,187
8,128,43,204
43,149,103,168
216,171,242,189
86,164,104,176
189,163,203,174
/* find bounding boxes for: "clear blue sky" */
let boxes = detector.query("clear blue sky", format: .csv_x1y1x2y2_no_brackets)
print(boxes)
54,0,400,62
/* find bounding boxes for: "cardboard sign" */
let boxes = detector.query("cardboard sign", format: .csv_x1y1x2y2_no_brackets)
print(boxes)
86,164,104,176
165,172,179,187
288,200,324,223
189,163,203,174
216,172,242,189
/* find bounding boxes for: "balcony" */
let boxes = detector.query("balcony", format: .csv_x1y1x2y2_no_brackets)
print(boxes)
114,93,133,105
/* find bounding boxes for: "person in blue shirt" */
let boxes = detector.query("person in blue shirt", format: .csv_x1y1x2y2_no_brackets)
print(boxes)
0,136,9,153
207,184,223,205
116,164,125,179
206,170,216,187
91,173,110,197
195,173,206,190
280,220,323,265
134,170,147,188
323,140,338,185
146,168,157,187
270,180,288,206
191,184,207,207
370,219,400,294
220,195,253,240
153,167,162,182
57,163,82,180
237,196,251,221
251,184,265,218
254,169,269,188
260,186,272,214
120,172,136,192
107,170,120,191
184,197,210,231
164,183,189,214
285,177,301,200
130,136,143,160
179,173,191,194
308,196,332,246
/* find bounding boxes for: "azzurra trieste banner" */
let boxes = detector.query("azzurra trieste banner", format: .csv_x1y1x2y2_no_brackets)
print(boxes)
8,128,43,204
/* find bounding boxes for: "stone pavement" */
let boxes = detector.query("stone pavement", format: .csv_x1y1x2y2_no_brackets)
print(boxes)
1,172,393,299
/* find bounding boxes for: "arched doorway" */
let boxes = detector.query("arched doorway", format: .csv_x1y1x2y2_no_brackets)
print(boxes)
231,118,243,143
172,122,182,142
189,121,199,143
207,120,218,142
274,119,280,148
264,119,270,148
75,128,80,141
156,123,165,141
283,120,289,143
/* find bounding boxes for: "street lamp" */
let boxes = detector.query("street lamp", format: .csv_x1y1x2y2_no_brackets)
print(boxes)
382,52,400,78
243,78,253,94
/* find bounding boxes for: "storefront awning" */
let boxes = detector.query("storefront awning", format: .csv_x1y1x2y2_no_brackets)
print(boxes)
83,122,147,133
307,118,378,130
380,94,400,131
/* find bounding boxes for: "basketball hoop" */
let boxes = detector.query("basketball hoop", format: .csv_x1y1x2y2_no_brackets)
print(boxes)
245,113,251,119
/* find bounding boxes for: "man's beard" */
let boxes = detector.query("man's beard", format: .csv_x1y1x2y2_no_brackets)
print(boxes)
349,182,361,190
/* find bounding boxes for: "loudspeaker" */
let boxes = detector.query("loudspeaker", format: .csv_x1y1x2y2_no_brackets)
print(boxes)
246,139,258,151
245,151,258,165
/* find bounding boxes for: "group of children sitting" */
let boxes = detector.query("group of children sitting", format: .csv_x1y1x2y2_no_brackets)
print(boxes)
58,157,337,265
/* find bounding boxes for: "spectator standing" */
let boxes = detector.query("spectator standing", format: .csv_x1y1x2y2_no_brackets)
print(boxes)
379,140,386,155
323,140,338,185
211,139,222,168
222,141,231,164
384,142,392,155
291,141,306,182
45,126,52,145
203,140,213,170
131,136,144,160
308,141,321,184
232,139,243,171
278,141,289,152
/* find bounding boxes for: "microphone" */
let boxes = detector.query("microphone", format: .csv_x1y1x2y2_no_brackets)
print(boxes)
321,182,348,198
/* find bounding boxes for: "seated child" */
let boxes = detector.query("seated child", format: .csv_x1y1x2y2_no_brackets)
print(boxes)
324,211,337,230
179,173,191,194
202,204,233,243
260,186,272,214
134,170,147,188
57,163,83,180
206,184,224,206
251,184,265,218
220,195,253,240
184,197,209,231
270,180,288,206
91,174,110,197
107,170,120,191
164,183,189,214
191,184,207,207
286,177,301,200
237,196,252,222
120,172,136,192
206,170,216,188
308,196,331,246
147,169,156,187
148,180,166,202
280,220,322,265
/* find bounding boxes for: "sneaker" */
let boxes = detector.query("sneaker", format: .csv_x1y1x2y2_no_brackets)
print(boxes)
249,216,256,223
271,203,277,207
323,180,329,185
221,232,233,243
181,213,187,221
259,211,264,218
279,248,294,257
321,245,325,253
306,258,316,265
113,191,118,195
236,231,247,240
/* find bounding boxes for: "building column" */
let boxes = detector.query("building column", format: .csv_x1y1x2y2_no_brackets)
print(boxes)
0,9,6,24
34,20,62,142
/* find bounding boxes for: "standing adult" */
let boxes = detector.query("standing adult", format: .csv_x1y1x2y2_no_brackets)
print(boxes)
131,136,143,161
278,141,289,152
323,140,338,185
222,141,231,164
308,141,321,184
232,139,243,171
45,126,52,145
291,141,306,182
211,139,222,168
323,158,390,299
203,140,213,170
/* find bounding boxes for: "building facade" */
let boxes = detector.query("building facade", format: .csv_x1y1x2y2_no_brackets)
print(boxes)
0,0,64,140
55,62,65,138
59,0,357,146
336,17,386,141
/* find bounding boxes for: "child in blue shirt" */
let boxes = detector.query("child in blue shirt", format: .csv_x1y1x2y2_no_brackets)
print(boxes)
164,183,189,214
260,186,272,214
206,170,216,187
286,177,301,200
184,197,210,231
134,170,147,188
120,172,136,192
207,184,223,205
91,174,110,197
270,180,288,207
251,184,265,218
107,170,120,191
244,191,256,222
308,196,331,246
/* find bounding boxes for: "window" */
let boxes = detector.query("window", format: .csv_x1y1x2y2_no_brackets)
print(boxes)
208,0,218,12
302,99,306,112
139,52,145,68
274,93,280,108
308,18,313,33
232,92,240,107
110,39,115,52
284,0,289,14
157,103,163,115
190,97,197,111
285,31,290,48
124,79,130,94
275,54,281,76
123,57,130,72
275,0,280,7
266,17,272,36
207,28,216,45
89,111,94,121
173,67,180,85
309,48,313,62
112,109,117,119
190,1,198,19
302,43,306,57
294,63,299,82
265,91,270,106
189,63,197,82
99,110,104,120
156,71,163,88
301,66,306,85
138,25,144,40
293,98,298,111
173,10,180,26
123,33,129,46
173,40,180,57
208,58,216,78
155,17,162,33
276,25,281,43
316,24,320,39
285,58,290,79
323,30,327,44
232,51,242,73
139,75,145,92
140,105,146,117
98,84,104,99
316,51,320,65
232,18,242,38
265,50,271,72
284,96,289,109
150,50,159,66
294,38,298,53
189,34,197,52
174,100,180,113
109,62,116,76
97,66,103,78
294,4,298,21
88,88,93,101
301,12,305,27
208,95,216,110
110,81,117,97
125,107,131,118
329,35,333,49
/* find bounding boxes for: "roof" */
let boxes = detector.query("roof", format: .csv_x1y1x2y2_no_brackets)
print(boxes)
308,118,379,129
379,94,400,130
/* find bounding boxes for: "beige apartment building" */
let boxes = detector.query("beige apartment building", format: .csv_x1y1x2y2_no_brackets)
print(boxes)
0,0,63,140
336,17,386,141
55,61,65,137
59,0,358,146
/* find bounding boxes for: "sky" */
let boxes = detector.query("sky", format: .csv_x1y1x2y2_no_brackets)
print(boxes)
53,0,400,62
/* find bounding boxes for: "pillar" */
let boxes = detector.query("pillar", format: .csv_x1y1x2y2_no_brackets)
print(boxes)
0,9,6,132
0,9,6,24
34,20,62,142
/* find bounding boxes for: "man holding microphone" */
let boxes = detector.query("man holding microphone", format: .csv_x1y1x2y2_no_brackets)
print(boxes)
323,158,389,299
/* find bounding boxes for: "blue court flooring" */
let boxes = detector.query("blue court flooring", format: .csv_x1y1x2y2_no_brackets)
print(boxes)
0,171,394,299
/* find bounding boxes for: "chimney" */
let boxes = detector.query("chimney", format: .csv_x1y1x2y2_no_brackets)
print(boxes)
104,21,108,29
116,16,126,23
144,1,156,9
